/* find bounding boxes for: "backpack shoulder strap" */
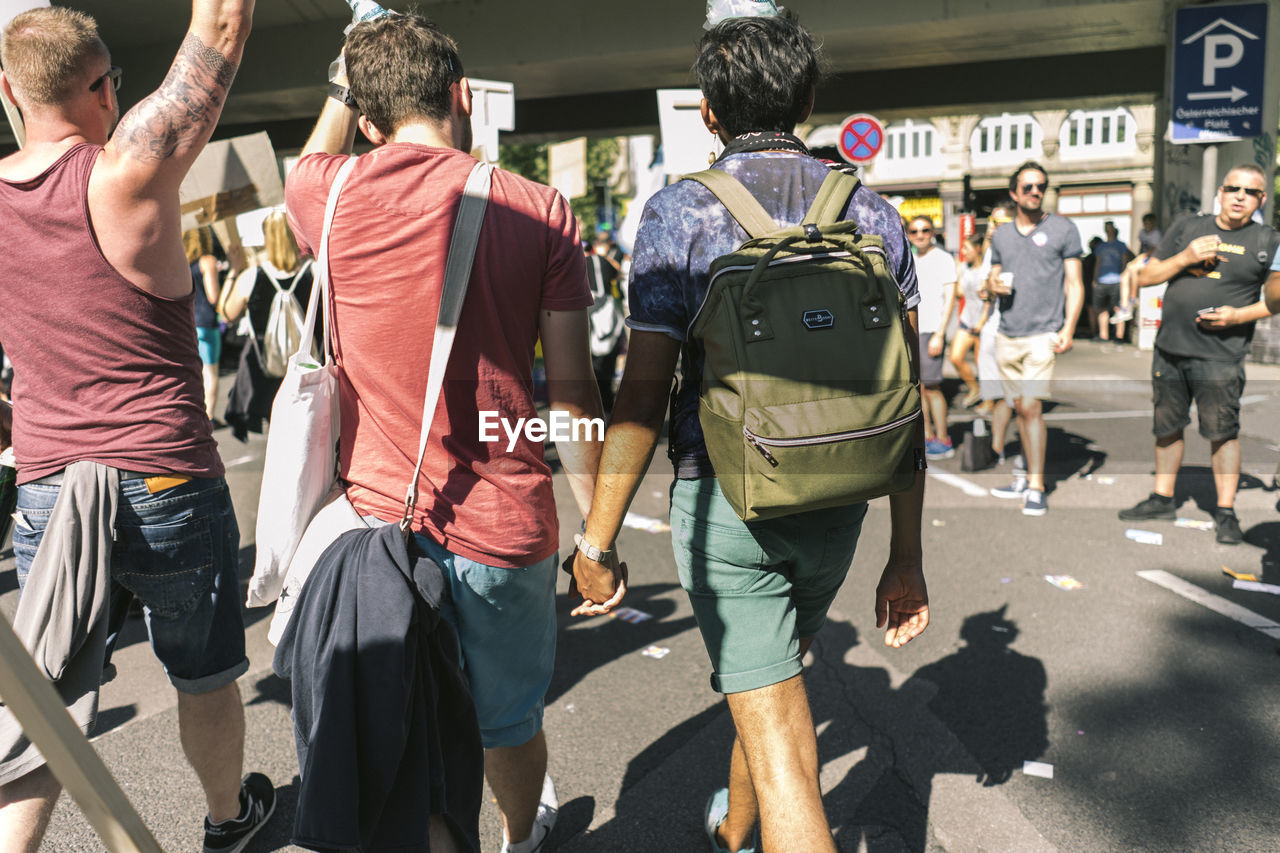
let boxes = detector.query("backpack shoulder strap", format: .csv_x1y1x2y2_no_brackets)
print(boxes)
684,169,777,240
803,170,862,227
283,258,312,295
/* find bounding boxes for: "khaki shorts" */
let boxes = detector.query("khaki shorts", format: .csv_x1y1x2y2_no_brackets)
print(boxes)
995,331,1056,401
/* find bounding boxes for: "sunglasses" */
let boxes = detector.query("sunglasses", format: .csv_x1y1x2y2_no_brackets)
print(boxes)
1221,185,1264,199
1020,182,1047,194
89,66,122,93
908,227,933,235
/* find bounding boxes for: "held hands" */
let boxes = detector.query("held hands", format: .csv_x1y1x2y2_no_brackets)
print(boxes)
875,555,930,648
566,547,628,617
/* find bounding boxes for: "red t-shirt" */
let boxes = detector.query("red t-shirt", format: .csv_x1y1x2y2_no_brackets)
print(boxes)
286,145,590,568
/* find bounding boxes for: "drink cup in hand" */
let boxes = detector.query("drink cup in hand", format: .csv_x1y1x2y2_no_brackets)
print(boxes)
994,272,1014,296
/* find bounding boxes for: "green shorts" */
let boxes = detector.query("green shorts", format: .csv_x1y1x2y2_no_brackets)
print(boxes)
669,478,867,694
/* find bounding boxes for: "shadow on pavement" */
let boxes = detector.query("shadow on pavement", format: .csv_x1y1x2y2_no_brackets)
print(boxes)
1044,427,1107,493
1175,465,1267,516
1051,609,1280,851
88,703,137,739
548,582,696,705
573,610,1049,852
1244,520,1280,581
815,613,1047,852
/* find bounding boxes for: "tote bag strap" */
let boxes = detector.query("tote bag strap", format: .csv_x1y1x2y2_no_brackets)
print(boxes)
299,157,358,365
400,160,494,534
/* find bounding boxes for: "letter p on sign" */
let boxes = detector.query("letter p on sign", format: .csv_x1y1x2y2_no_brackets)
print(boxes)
1203,34,1244,85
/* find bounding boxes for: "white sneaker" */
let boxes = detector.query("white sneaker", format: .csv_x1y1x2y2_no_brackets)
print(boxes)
500,775,558,853
990,477,1028,500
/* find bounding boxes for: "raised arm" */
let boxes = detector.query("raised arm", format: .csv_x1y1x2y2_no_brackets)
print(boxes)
106,0,254,188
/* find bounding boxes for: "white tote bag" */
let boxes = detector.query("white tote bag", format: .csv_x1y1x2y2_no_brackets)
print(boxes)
246,158,356,608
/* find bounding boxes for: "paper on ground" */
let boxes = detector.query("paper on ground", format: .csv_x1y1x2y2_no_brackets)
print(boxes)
1022,761,1054,779
609,607,653,624
1233,580,1280,596
1175,518,1214,531
1045,575,1085,591
641,645,670,659
623,512,671,534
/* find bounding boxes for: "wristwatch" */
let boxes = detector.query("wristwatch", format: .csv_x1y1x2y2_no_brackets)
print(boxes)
327,82,358,110
573,532,613,563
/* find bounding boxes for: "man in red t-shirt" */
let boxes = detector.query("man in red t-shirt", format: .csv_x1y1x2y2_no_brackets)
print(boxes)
285,14,615,853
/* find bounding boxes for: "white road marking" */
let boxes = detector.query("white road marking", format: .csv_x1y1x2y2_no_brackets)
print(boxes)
222,455,257,468
1137,570,1280,640
1042,408,1151,422
927,469,989,497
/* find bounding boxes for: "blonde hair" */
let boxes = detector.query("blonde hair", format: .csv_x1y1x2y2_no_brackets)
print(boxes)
183,228,214,265
262,211,300,272
1,8,106,106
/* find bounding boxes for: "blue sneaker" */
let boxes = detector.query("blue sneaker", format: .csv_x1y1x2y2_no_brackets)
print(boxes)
990,476,1028,500
925,438,955,460
704,788,757,853
1022,489,1047,516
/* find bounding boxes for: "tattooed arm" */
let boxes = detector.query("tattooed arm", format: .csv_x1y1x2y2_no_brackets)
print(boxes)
108,1,253,183
87,1,253,299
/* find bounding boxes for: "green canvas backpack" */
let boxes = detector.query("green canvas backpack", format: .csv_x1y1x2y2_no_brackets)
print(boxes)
685,167,923,522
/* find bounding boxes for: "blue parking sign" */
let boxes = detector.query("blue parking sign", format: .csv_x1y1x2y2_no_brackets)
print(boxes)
1171,2,1267,142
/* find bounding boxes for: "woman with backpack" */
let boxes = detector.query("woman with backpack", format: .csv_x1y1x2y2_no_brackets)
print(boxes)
220,211,315,439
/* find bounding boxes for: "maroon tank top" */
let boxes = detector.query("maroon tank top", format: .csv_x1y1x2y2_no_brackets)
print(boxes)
0,144,223,484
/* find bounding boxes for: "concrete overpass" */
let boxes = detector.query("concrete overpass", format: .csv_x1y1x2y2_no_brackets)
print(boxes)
1,0,1172,151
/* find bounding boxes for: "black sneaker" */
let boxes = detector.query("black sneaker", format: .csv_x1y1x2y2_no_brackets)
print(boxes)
1118,493,1176,521
1215,509,1243,545
203,772,275,853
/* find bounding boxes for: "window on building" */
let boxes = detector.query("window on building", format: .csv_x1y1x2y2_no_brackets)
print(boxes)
969,113,1041,166
870,120,944,180
1058,108,1138,160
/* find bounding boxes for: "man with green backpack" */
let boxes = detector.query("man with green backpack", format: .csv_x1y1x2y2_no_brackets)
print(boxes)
570,9,931,852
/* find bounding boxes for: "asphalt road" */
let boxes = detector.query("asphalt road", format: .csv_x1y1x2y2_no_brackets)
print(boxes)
6,338,1280,852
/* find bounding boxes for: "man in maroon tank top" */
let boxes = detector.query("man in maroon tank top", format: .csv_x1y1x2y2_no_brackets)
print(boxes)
0,5,275,852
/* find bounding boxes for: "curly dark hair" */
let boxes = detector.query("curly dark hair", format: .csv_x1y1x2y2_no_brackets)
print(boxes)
694,15,822,138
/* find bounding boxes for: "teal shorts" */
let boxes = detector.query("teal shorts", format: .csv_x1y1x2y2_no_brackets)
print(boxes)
195,326,221,366
669,478,867,694
363,516,557,749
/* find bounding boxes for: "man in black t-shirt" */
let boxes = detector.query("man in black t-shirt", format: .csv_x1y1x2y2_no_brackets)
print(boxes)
1119,164,1280,544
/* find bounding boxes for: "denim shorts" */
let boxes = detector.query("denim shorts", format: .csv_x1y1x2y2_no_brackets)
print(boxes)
363,516,558,750
12,475,247,694
669,478,867,695
1151,348,1246,441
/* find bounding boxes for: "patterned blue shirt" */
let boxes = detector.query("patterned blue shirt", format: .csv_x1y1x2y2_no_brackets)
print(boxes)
628,151,919,478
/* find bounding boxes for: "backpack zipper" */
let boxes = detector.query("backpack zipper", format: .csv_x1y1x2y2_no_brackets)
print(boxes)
743,408,921,467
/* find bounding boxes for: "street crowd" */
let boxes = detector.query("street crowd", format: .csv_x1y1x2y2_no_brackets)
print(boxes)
0,1,1277,852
